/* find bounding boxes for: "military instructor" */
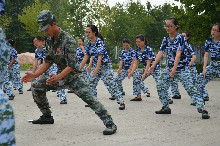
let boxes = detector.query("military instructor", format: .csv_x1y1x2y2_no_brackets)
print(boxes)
21,10,117,135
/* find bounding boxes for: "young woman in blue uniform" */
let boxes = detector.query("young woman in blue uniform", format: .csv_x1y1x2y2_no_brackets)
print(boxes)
196,23,220,102
148,17,210,119
80,24,125,110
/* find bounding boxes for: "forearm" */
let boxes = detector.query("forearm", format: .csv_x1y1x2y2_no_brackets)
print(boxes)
32,61,38,73
203,53,209,69
118,60,123,70
131,59,138,74
152,51,163,68
33,62,51,78
56,66,73,80
89,57,93,67
95,55,102,71
189,55,196,65
144,60,152,74
80,55,89,69
8,58,15,68
173,51,182,71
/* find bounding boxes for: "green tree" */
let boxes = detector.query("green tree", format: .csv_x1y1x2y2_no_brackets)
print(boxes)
173,0,220,45
18,0,50,36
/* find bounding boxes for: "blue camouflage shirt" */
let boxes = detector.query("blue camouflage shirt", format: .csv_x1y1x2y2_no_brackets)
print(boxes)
184,42,196,67
85,37,111,67
0,0,5,17
119,47,136,70
136,45,160,70
35,46,46,65
204,37,220,59
160,33,187,71
9,48,18,65
76,46,87,64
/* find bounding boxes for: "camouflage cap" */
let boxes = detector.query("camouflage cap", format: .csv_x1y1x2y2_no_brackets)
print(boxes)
36,10,53,32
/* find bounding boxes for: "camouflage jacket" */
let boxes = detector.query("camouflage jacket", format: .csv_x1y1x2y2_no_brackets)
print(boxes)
0,27,10,85
44,28,79,84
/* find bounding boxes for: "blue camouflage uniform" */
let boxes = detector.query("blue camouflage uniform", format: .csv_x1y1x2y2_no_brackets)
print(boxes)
34,46,67,101
133,45,165,97
85,37,124,103
113,47,136,93
0,1,16,144
76,46,90,83
196,37,220,100
3,48,23,92
157,33,205,112
170,42,209,101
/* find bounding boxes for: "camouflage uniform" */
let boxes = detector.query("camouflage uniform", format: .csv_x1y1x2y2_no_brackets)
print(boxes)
33,10,116,132
157,33,205,112
114,47,136,93
85,37,124,103
34,46,67,101
3,47,23,93
133,45,169,97
196,37,220,100
0,2,16,143
76,46,90,84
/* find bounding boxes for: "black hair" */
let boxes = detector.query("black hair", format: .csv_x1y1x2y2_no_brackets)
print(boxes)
49,16,56,26
166,17,179,30
87,24,104,42
8,39,16,48
213,23,220,31
182,32,190,42
135,34,148,45
32,36,45,44
78,37,84,42
122,38,130,44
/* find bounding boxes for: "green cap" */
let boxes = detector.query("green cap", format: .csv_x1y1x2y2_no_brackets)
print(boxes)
36,10,53,32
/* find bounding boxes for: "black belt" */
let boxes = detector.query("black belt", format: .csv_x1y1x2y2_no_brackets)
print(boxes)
211,58,220,61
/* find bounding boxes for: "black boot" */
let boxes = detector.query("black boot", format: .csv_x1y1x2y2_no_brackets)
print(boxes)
103,122,117,135
172,95,181,99
202,110,210,119
119,103,125,110
155,107,171,114
9,95,15,100
32,115,54,124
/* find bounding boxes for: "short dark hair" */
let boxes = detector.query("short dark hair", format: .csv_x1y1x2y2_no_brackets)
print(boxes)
122,38,130,44
78,37,84,42
166,17,179,30
136,34,148,45
8,39,16,47
32,36,45,44
213,23,220,31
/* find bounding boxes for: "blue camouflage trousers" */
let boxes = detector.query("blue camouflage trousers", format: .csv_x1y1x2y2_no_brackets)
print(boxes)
76,62,90,84
10,64,23,91
157,67,205,111
113,69,128,93
89,63,124,103
170,66,209,99
133,69,152,97
31,77,114,126
0,89,16,146
2,67,14,97
196,61,220,99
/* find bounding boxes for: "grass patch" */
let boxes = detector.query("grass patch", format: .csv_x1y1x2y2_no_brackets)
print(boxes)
20,64,33,70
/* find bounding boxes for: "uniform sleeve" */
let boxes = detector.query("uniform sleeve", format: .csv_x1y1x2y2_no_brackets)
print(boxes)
119,50,124,60
10,49,16,59
178,35,186,51
159,37,167,52
147,47,153,60
97,40,106,55
132,49,137,60
203,39,210,52
85,44,90,56
188,44,196,56
64,35,77,68
35,49,39,60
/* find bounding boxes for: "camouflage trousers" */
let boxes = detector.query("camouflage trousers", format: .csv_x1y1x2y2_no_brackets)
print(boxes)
10,64,23,91
0,89,16,146
31,76,113,126
36,63,67,101
2,67,14,97
113,69,128,93
76,62,90,84
133,69,155,97
89,63,124,103
157,67,205,111
170,66,209,99
196,61,220,99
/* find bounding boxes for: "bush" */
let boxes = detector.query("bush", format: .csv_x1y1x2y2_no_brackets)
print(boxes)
20,64,33,70
112,64,119,69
